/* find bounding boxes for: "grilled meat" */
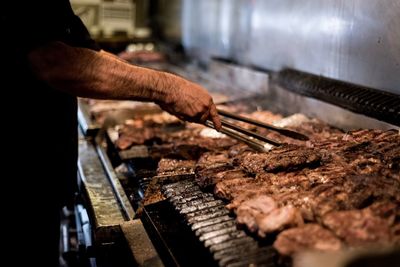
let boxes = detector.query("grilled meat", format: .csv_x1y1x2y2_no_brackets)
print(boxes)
169,143,209,160
210,128,400,251
273,224,342,256
255,205,304,237
117,107,399,258
197,151,231,166
322,201,399,246
157,158,196,175
237,145,322,174
228,143,254,158
195,164,236,188
116,126,160,150
196,168,248,189
214,178,259,200
236,195,278,232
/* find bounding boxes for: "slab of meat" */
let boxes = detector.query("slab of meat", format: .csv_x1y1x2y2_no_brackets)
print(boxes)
290,119,344,142
116,124,237,161
273,224,342,256
197,151,231,166
225,187,277,210
256,118,344,146
322,201,399,247
237,145,322,174
228,143,254,158
147,142,208,160
233,193,305,236
163,128,238,151
195,163,236,188
157,158,196,175
194,151,252,188
155,128,238,159
150,136,234,160
214,178,259,200
170,143,210,160
116,126,160,150
236,195,278,232
257,171,322,191
272,190,316,221
255,205,304,237
196,168,249,189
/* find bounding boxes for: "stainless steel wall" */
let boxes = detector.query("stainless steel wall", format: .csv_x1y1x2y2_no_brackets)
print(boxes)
181,0,400,94
182,0,234,61
156,0,183,41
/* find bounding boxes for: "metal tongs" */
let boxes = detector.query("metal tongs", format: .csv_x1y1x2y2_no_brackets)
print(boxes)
205,109,309,152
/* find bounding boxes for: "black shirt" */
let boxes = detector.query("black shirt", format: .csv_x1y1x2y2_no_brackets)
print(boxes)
2,1,99,206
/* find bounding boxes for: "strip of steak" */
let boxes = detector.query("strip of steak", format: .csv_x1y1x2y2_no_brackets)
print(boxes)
273,224,342,256
196,168,249,189
157,158,196,175
225,188,276,210
214,178,259,200
322,203,396,247
237,145,322,174
236,195,278,232
256,205,304,237
170,143,209,160
197,151,231,166
228,143,254,158
116,126,160,150
195,164,236,188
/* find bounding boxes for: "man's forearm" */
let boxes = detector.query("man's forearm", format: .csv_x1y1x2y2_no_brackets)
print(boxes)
28,41,175,103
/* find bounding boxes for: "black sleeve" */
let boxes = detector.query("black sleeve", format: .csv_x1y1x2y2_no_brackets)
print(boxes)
2,0,100,54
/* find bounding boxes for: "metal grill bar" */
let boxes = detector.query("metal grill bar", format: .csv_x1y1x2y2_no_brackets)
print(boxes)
187,209,229,225
213,243,259,260
199,226,239,242
185,206,229,221
204,231,248,248
170,191,208,203
162,180,278,267
278,69,400,126
192,215,232,231
209,237,254,253
180,200,225,214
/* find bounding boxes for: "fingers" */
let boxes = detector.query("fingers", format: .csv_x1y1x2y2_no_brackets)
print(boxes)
208,103,221,131
196,99,221,132
157,82,221,130
198,106,211,123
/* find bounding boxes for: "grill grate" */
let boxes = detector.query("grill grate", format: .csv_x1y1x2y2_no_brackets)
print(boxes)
163,180,278,267
277,69,400,126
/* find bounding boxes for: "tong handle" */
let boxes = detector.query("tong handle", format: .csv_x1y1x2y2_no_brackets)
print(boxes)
220,119,281,146
205,121,270,152
217,109,309,141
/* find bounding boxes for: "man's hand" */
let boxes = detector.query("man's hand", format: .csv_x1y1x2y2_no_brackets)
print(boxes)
158,78,221,131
